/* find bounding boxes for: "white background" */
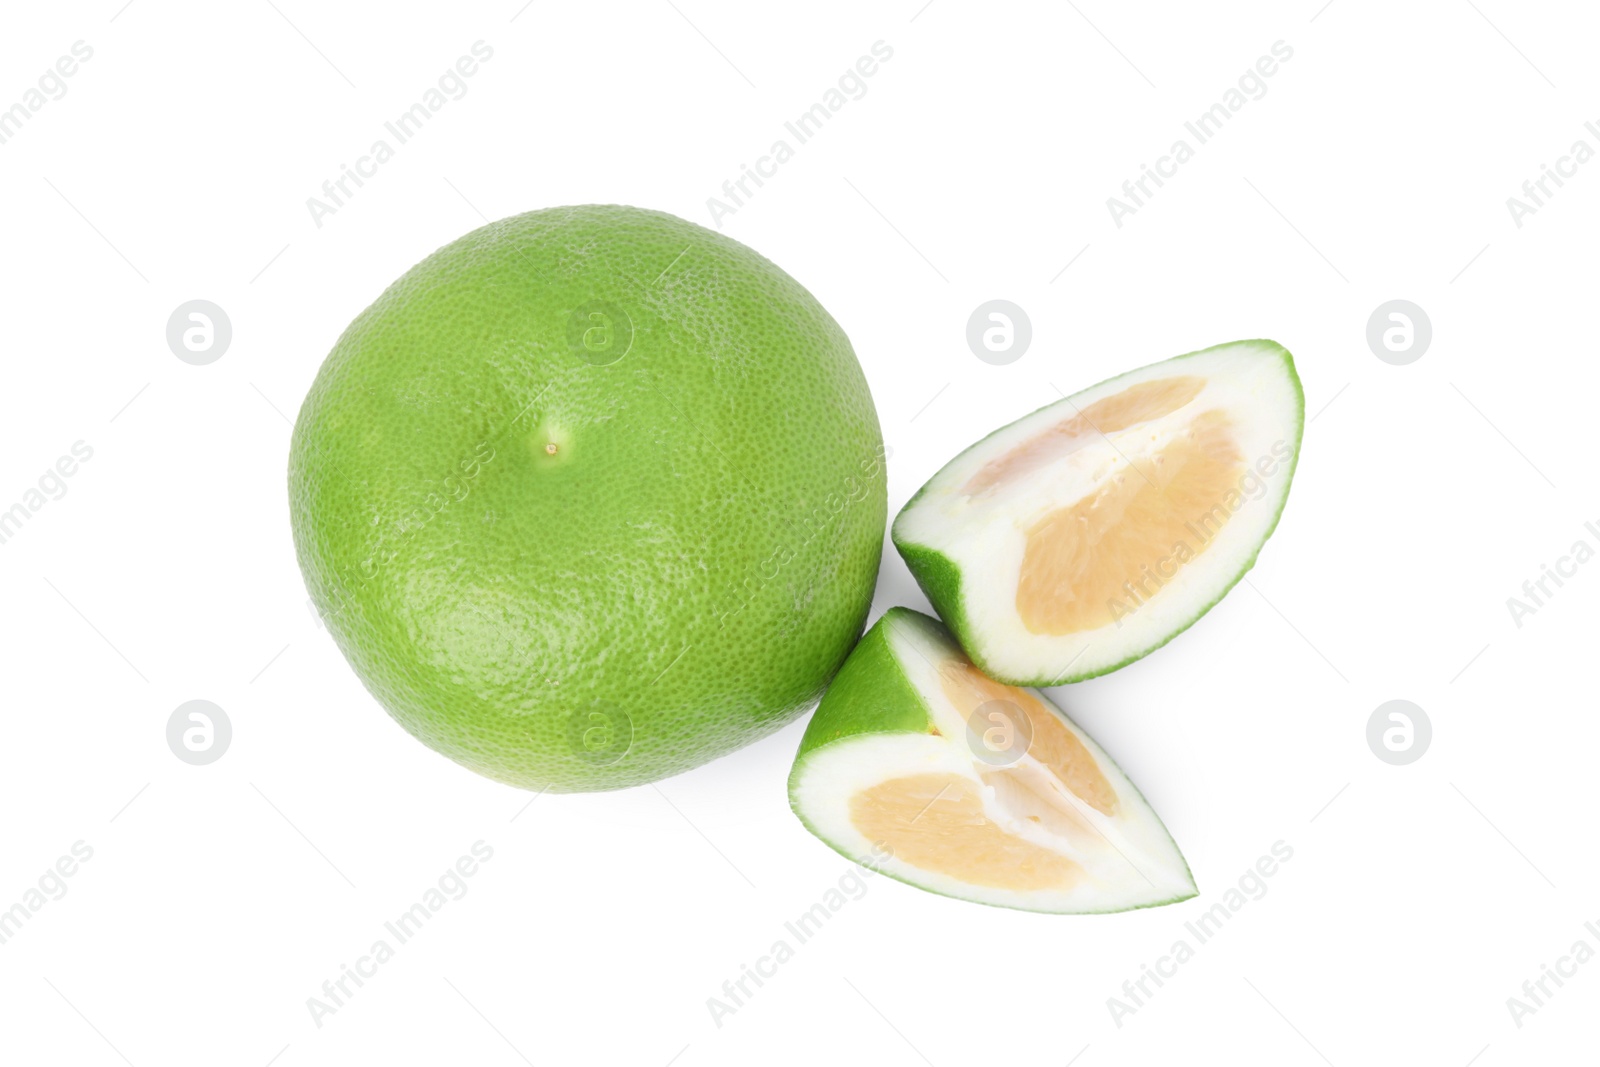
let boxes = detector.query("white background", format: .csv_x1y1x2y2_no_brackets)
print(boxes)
1,1,1594,1063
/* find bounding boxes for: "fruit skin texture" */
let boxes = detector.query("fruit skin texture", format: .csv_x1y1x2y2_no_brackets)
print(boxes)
791,609,930,765
892,339,1304,686
788,608,1197,914
290,205,886,792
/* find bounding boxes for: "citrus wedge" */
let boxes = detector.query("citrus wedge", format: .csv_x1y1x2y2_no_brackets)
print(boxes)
788,608,1196,913
893,339,1303,685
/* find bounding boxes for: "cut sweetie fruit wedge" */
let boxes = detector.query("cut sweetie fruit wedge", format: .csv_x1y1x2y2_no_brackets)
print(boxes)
893,339,1303,686
788,608,1196,914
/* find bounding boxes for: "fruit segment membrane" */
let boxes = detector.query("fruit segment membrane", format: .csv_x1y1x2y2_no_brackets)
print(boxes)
847,658,1126,892
962,376,1205,495
963,376,1247,637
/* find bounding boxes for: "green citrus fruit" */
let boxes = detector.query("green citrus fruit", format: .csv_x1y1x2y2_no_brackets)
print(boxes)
788,608,1196,913
289,205,886,792
893,340,1302,685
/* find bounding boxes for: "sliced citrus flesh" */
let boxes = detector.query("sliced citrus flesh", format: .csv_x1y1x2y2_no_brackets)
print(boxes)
963,375,1206,495
849,774,1081,891
936,657,1117,814
1016,407,1246,636
893,340,1303,685
789,608,1196,914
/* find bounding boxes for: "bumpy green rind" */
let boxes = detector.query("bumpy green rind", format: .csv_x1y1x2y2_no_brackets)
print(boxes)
892,340,1305,687
290,205,886,792
792,607,935,765
787,608,1199,915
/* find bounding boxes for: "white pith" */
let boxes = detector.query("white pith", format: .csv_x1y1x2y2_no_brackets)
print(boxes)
791,612,1195,913
893,341,1301,682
